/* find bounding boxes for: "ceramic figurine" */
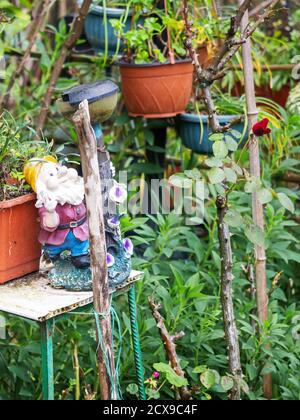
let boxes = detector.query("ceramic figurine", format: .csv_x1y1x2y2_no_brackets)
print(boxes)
24,156,90,269
24,156,133,291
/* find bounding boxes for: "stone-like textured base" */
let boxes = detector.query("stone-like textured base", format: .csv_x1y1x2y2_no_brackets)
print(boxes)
48,255,131,291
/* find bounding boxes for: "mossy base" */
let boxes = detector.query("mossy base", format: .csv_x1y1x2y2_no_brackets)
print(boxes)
48,255,131,291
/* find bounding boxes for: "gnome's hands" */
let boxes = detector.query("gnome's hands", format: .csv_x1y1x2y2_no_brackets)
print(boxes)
42,197,60,230
44,197,58,213
43,211,60,230
35,191,58,212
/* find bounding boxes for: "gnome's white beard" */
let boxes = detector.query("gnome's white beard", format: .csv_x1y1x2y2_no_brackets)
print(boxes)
36,178,85,210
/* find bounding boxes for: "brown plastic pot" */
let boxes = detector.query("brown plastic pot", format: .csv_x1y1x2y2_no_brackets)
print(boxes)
0,193,41,284
119,60,194,118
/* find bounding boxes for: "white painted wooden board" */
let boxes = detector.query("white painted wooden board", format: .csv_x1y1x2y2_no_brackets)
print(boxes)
0,270,142,322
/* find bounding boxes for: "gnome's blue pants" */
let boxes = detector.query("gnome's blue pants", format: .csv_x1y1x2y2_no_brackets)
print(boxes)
44,231,89,258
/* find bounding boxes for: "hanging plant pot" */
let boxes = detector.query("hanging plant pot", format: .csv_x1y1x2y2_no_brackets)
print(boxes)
84,5,132,54
0,193,41,284
176,113,247,155
232,82,290,107
119,60,194,118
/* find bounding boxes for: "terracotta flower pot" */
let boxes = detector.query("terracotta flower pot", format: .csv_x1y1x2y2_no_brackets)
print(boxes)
119,60,194,118
0,193,41,284
232,82,290,108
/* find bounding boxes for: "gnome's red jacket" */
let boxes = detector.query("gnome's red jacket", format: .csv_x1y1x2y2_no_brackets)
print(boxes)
38,202,89,246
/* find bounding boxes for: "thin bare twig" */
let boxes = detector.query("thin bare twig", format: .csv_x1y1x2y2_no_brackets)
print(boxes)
249,0,275,17
182,0,280,133
148,297,192,400
211,0,252,71
0,0,54,110
242,263,257,330
211,0,280,75
37,0,92,134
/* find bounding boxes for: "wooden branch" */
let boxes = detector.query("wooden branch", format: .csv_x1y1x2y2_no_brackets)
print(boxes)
182,0,267,133
37,0,92,134
216,195,242,401
26,0,45,40
242,263,257,330
183,0,280,107
212,0,280,75
148,297,192,400
249,0,275,17
182,1,222,132
72,100,117,400
0,0,54,110
239,4,272,400
211,0,252,71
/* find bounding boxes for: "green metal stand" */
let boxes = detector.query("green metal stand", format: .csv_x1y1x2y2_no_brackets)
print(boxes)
128,286,147,400
40,319,55,401
39,285,145,400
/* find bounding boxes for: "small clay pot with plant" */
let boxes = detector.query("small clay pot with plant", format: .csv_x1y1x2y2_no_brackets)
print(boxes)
0,113,51,284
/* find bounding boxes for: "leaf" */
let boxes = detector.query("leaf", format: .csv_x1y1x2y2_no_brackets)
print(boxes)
257,188,273,205
277,192,295,213
184,169,201,180
244,224,265,247
144,129,155,145
205,157,223,168
220,376,234,392
153,363,188,388
224,167,237,183
224,209,244,228
126,383,139,395
230,129,243,139
209,133,224,142
193,365,207,374
215,183,226,197
129,162,164,174
240,379,250,395
207,167,225,184
244,177,261,193
146,388,160,399
169,174,192,188
8,366,30,383
213,141,228,159
231,161,243,176
200,369,220,389
225,136,238,152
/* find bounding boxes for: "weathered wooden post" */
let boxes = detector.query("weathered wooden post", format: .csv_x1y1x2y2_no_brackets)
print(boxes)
239,4,272,399
72,100,117,400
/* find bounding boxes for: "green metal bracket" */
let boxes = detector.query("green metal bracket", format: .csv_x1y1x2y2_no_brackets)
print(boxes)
38,285,145,400
40,318,54,401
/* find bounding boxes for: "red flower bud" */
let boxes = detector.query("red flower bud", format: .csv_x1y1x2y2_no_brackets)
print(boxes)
252,118,271,137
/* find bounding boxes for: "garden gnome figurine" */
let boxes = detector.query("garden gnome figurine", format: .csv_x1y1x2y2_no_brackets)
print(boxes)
24,157,90,269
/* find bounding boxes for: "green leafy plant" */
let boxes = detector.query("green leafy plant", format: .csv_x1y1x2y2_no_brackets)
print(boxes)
111,1,187,63
0,111,51,200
